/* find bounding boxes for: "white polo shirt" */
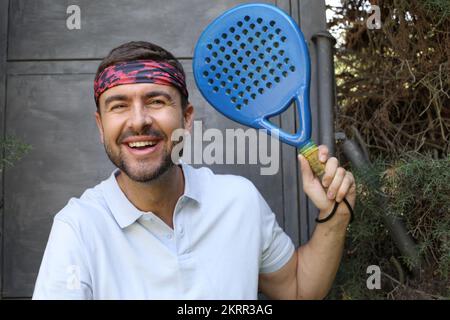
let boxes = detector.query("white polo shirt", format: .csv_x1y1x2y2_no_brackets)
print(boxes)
33,163,295,299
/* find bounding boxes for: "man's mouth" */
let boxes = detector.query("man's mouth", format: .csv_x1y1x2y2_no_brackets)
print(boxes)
122,138,163,156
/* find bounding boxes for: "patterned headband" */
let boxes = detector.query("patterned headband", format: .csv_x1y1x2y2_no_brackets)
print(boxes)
94,60,188,105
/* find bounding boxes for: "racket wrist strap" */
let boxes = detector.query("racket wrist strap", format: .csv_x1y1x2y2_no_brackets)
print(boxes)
315,198,354,224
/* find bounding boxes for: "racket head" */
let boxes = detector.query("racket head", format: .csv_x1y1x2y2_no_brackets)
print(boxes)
193,3,311,136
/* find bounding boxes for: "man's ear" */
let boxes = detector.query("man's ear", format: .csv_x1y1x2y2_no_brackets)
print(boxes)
183,104,194,133
94,111,104,144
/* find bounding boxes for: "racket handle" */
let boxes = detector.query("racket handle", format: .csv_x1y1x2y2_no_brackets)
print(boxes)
299,142,325,178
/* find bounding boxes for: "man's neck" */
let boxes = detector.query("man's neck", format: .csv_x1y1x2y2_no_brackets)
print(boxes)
115,165,185,229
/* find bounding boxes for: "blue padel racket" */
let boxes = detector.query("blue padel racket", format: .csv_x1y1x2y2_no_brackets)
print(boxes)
193,3,353,223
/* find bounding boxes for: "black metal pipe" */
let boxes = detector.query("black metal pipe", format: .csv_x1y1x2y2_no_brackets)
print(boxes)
312,31,336,156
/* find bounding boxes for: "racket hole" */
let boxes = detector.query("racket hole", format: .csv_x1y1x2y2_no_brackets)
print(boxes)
258,88,264,94
261,39,267,45
236,104,242,110
273,42,279,48
240,43,246,49
231,96,237,103
235,70,241,76
269,20,276,27
253,45,259,51
274,77,281,83
262,74,267,80
210,65,216,71
262,26,268,32
271,55,278,61
240,78,246,84
221,33,227,39
203,71,209,77
250,23,255,29
214,38,220,44
213,86,219,92
232,49,238,55
219,46,225,52
264,61,270,67
237,21,243,27
226,89,231,95
268,34,274,40
212,52,218,58
207,44,213,50
233,83,238,89
244,15,250,22
248,37,254,43
243,64,248,70
277,63,283,69
257,18,263,24
227,41,233,47
227,75,233,82
253,80,259,86
284,57,290,64
281,36,287,42
208,79,214,85
243,99,249,105
255,31,261,38
290,65,296,72
245,86,251,92
279,50,285,56
250,58,256,65
265,47,272,53
205,57,211,63
266,82,272,88
275,28,281,35
251,93,257,99
258,53,264,59
248,72,254,79
237,57,243,63
229,27,235,33
245,51,251,57
215,73,221,79
238,91,244,98
225,54,231,60
256,66,262,73
235,35,241,41
243,29,248,35
269,68,275,75
230,62,236,68
282,71,288,77
218,60,223,66
220,81,226,87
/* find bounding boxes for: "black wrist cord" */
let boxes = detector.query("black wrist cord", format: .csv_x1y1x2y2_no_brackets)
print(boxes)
315,198,354,224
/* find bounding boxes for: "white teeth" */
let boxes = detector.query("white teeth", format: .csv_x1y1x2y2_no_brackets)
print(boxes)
128,141,157,148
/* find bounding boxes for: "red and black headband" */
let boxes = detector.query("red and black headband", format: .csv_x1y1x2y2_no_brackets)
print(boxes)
94,60,188,105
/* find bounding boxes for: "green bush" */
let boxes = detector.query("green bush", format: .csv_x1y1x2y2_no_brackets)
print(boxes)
329,152,450,299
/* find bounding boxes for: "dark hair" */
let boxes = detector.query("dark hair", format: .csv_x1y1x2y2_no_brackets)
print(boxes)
95,41,189,111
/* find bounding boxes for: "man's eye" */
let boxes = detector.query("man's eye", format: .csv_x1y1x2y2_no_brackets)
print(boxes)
111,104,126,110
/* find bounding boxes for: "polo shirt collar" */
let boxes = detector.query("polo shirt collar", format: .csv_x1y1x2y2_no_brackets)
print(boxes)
101,162,201,229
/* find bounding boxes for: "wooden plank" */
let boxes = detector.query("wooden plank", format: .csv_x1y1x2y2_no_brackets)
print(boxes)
299,0,327,240
8,0,273,61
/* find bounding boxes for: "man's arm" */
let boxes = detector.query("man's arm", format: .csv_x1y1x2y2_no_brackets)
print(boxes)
259,145,356,299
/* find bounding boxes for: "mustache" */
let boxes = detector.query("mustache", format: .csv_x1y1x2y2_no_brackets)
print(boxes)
118,127,166,144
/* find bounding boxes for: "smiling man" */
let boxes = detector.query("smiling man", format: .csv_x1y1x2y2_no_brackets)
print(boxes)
33,41,356,300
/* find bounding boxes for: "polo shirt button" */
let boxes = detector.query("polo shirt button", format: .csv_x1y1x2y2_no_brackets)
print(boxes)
166,234,173,240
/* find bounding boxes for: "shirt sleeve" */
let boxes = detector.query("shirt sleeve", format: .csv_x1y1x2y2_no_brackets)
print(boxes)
257,190,296,274
32,217,93,300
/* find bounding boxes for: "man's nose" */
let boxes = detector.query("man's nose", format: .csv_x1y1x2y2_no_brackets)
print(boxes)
128,103,153,131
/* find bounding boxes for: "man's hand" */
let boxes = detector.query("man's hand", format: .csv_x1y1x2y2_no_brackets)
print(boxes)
298,145,356,222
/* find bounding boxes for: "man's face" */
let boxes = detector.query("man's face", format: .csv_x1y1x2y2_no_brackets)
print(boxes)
95,83,193,183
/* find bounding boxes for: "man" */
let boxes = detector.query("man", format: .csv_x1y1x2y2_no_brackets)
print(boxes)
33,41,356,300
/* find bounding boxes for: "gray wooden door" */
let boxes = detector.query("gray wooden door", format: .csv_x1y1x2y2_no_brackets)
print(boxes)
0,0,328,298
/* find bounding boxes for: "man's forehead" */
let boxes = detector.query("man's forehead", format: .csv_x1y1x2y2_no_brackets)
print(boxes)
100,83,179,104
